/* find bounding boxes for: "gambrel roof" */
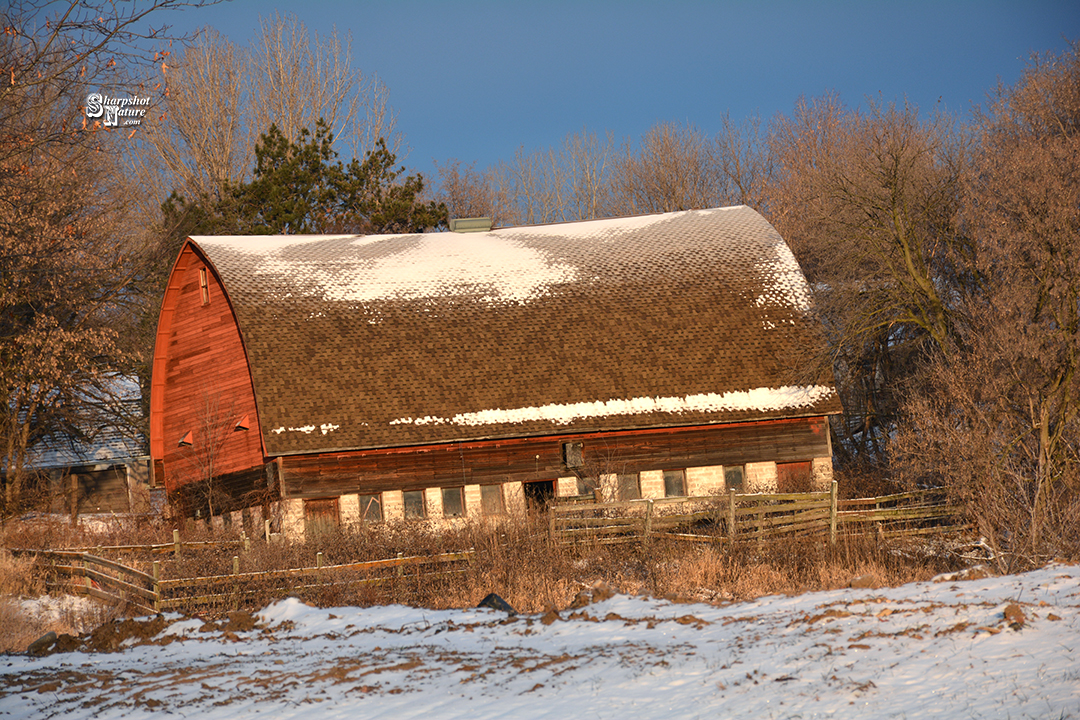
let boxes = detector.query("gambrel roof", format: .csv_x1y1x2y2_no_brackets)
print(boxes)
190,206,840,456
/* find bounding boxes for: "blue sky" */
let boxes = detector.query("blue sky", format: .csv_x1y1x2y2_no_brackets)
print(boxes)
161,0,1078,179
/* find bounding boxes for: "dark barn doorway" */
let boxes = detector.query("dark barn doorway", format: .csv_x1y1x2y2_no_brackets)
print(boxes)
522,479,554,510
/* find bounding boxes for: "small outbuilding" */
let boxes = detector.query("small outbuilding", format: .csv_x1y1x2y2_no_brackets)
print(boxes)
14,376,152,519
150,206,841,539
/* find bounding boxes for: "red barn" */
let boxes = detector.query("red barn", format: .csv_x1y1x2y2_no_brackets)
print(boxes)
150,206,841,538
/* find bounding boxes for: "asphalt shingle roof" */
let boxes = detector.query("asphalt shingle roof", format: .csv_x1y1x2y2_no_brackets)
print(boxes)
192,206,841,456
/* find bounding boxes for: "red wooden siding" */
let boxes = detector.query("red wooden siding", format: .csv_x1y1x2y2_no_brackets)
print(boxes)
277,416,831,499
150,244,264,495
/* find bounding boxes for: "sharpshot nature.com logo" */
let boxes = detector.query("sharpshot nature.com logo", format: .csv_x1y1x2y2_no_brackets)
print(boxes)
85,92,150,127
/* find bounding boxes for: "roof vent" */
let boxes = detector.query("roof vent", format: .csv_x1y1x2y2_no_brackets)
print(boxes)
449,217,492,233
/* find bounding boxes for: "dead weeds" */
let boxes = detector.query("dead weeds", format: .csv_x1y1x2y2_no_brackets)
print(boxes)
0,513,974,654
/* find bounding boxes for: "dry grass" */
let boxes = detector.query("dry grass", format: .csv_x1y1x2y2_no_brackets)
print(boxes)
153,516,966,614
0,512,972,652
0,547,125,653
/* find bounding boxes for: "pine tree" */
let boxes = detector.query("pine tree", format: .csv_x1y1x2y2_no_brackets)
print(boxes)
165,120,447,237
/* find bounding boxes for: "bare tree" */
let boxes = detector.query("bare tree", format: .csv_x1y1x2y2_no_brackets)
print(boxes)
437,128,613,227
563,128,615,221
714,113,775,212
130,12,399,218
0,0,207,164
435,159,513,227
895,42,1080,568
436,121,774,227
132,27,247,208
0,0,208,516
768,95,971,466
173,390,236,519
247,13,397,160
607,121,724,215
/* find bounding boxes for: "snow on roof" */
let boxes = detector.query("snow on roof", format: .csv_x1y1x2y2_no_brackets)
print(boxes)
20,375,146,470
196,213,703,305
390,385,835,428
190,206,841,454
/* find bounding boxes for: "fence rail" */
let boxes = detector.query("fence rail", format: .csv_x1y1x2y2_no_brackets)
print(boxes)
12,548,475,613
550,483,963,545
61,529,249,556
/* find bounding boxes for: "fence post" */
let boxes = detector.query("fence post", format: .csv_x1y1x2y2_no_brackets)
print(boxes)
84,554,92,591
316,552,324,569
396,552,404,577
233,556,240,575
643,499,654,544
829,480,838,546
243,534,251,553
727,489,737,540
153,561,161,612
173,529,181,556
756,497,764,543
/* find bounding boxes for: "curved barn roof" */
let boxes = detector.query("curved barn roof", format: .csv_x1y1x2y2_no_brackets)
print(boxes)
191,206,840,456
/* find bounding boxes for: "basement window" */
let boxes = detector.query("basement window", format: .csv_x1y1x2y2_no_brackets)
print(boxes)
616,473,641,501
358,493,382,522
576,476,598,496
304,497,340,537
663,469,687,497
724,465,745,492
480,484,505,515
199,267,210,306
776,461,813,493
442,487,465,518
403,490,426,519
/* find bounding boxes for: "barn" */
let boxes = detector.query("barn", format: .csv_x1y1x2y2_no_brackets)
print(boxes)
149,206,841,539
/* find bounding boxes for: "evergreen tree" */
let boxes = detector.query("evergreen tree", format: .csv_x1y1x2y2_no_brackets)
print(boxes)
164,119,447,236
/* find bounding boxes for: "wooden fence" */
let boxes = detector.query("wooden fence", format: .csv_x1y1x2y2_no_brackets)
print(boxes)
61,529,249,556
550,482,964,545
13,548,474,614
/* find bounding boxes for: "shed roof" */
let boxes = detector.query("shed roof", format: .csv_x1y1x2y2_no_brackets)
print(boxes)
23,375,146,470
192,206,840,456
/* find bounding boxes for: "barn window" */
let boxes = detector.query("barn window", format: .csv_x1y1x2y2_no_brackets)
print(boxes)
442,487,465,518
724,465,745,492
480,484,505,515
616,473,641,501
562,442,584,468
403,490,426,519
663,469,687,497
358,493,382,522
199,267,210,306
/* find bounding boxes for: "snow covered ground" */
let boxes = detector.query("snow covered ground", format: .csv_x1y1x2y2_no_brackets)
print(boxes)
2,564,1078,719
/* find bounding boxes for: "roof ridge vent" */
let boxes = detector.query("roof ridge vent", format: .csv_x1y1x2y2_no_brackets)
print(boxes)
449,217,492,233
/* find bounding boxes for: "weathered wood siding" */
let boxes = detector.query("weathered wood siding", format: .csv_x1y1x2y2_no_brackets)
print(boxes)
150,244,264,496
278,416,830,499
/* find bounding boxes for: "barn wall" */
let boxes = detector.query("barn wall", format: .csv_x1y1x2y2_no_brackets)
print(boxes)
151,244,265,499
276,416,831,500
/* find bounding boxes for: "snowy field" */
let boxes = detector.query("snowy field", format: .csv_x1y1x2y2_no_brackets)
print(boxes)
1,563,1078,720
